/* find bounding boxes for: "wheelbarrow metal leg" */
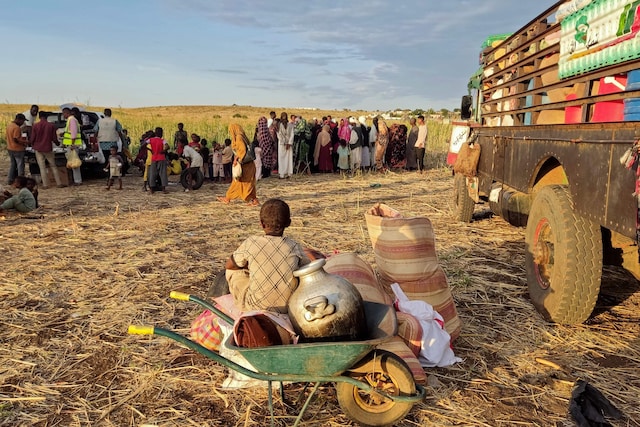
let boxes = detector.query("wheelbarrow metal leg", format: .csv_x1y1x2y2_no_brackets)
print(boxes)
268,380,275,427
293,382,321,427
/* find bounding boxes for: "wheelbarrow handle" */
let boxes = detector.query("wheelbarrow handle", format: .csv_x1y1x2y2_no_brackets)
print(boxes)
169,291,234,325
127,325,155,335
169,291,190,301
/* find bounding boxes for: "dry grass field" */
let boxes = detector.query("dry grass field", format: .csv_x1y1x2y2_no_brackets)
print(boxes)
0,105,639,426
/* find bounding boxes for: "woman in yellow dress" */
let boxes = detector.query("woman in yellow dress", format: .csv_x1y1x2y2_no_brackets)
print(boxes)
217,124,259,206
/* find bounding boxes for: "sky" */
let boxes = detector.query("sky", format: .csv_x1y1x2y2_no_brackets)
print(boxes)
1,0,557,112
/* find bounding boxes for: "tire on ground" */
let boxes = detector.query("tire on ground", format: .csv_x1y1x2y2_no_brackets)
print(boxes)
453,173,475,223
524,185,602,324
336,350,416,427
180,168,204,190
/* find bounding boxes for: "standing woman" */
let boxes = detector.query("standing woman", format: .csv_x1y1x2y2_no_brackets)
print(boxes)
374,119,389,172
277,112,294,179
257,116,275,178
217,124,259,206
338,118,351,146
313,124,333,173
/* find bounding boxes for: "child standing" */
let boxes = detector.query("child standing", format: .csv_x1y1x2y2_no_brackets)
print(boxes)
104,145,123,190
225,198,311,313
336,139,350,176
212,142,225,182
221,138,234,183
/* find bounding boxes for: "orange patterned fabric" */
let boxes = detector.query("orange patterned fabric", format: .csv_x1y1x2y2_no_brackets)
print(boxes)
190,310,223,352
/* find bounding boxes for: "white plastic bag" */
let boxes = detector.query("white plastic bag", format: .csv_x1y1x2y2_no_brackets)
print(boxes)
232,162,242,179
95,149,106,164
391,283,462,368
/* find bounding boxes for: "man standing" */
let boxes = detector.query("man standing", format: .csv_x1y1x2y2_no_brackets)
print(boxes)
5,113,29,184
93,108,124,165
180,138,203,192
405,118,418,171
21,105,39,138
415,115,428,173
31,111,65,188
267,111,276,128
62,107,83,185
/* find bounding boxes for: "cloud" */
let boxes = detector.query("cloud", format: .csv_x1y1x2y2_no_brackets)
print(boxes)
206,68,249,74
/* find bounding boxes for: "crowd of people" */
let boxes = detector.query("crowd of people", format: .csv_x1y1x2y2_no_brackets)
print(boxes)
4,105,432,213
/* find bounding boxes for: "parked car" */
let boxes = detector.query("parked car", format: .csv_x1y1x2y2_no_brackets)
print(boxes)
26,109,107,178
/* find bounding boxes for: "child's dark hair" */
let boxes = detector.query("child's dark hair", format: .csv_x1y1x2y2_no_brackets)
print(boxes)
260,199,291,236
224,138,231,146
14,176,28,188
339,138,347,147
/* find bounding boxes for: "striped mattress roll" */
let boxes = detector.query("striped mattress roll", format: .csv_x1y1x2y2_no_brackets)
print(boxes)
379,268,461,341
396,311,423,357
378,336,427,384
324,252,393,305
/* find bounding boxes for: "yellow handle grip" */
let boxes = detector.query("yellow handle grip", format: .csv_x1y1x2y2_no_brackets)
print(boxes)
128,325,155,335
170,291,191,301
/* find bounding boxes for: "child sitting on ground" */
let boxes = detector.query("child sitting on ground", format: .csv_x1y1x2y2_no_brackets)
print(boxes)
225,198,311,313
26,178,39,208
0,176,37,213
104,145,124,190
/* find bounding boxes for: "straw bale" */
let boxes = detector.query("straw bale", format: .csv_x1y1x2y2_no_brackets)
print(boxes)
0,166,638,426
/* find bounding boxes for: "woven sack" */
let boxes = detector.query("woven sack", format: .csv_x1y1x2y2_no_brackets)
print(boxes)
365,203,439,283
366,203,461,341
453,142,481,177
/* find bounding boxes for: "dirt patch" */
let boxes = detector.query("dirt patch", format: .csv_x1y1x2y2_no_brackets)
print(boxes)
0,168,638,426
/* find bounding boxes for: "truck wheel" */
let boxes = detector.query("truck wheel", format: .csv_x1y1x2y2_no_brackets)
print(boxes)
336,351,416,427
453,173,475,222
525,185,602,324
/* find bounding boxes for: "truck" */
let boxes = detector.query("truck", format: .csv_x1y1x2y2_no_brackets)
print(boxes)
451,0,640,324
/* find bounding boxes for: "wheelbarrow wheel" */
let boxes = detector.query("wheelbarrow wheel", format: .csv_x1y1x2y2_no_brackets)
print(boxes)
336,350,416,427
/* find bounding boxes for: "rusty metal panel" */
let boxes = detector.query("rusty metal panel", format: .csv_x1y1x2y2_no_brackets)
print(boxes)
474,122,638,240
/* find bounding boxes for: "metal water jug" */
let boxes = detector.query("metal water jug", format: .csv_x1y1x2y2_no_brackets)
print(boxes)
287,259,366,341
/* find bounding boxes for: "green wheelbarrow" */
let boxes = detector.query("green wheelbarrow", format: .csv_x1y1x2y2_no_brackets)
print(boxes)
129,291,426,427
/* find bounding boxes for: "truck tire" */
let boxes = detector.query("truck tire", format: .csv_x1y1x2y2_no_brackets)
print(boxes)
453,173,475,222
525,185,602,324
